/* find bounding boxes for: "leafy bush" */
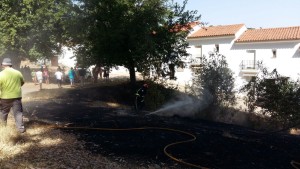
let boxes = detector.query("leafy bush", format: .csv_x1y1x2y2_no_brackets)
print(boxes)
241,66,300,128
136,80,178,111
189,51,236,108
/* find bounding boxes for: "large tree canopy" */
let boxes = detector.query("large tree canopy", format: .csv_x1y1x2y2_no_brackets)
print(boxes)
72,0,200,84
0,0,200,84
0,0,74,65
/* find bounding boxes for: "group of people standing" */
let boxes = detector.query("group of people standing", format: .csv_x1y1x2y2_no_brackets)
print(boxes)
31,66,53,90
31,65,49,82
67,67,88,87
32,65,111,88
92,66,110,83
31,66,66,90
32,66,91,90
29,64,113,90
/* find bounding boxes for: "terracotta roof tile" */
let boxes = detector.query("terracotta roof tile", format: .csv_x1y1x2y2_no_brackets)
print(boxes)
236,26,300,43
188,24,245,38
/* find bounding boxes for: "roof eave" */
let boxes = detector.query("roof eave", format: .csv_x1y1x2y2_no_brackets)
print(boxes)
235,39,300,44
188,34,236,39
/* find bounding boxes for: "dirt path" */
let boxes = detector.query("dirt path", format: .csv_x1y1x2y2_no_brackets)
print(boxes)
22,82,68,95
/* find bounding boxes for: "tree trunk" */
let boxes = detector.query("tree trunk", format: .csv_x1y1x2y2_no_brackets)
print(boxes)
169,63,175,80
129,65,136,86
128,59,136,86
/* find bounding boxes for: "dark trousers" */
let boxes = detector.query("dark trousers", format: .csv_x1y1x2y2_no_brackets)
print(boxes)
135,96,145,111
0,98,25,132
57,79,62,88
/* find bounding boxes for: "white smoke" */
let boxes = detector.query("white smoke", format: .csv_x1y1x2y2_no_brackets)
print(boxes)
148,91,213,117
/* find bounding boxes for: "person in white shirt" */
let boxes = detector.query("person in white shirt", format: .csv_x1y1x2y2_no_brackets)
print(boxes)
54,68,63,88
35,69,43,90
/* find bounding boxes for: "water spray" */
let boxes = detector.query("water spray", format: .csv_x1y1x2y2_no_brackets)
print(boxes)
147,94,212,117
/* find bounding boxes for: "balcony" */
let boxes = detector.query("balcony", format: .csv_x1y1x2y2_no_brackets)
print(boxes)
189,57,202,70
240,60,259,76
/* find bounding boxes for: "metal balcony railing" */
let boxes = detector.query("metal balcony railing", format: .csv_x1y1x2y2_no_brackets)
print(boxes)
240,60,259,70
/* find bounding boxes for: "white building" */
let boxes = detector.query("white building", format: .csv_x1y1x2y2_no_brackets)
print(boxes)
182,24,300,90
58,46,76,68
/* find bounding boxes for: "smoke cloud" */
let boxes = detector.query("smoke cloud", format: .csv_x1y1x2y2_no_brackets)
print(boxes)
148,91,213,117
147,90,251,128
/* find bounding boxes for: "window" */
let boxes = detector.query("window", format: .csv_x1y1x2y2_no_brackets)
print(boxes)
272,49,277,58
195,45,202,58
244,50,256,69
215,44,219,52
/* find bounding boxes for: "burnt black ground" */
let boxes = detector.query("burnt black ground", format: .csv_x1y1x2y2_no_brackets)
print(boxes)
23,83,300,169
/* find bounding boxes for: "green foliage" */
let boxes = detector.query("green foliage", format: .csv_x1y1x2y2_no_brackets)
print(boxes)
137,80,177,111
72,0,200,85
190,51,236,108
0,0,74,61
241,66,300,128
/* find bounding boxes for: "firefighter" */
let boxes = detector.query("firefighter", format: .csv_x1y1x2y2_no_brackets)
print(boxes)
135,83,149,111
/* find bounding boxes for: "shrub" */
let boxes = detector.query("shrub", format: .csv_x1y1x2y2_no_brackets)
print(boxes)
189,51,236,108
134,80,177,111
144,80,178,111
241,66,300,129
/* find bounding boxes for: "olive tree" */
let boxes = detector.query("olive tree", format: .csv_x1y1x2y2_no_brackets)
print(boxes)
190,51,236,108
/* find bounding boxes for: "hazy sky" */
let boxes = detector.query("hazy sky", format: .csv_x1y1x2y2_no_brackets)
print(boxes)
174,0,300,28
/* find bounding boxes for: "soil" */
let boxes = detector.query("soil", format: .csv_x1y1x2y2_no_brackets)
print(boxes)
22,80,300,169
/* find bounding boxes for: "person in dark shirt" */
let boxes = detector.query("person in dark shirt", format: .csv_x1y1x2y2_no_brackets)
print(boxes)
135,83,149,111
78,68,86,86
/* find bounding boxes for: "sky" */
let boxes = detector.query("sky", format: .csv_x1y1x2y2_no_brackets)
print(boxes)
174,0,300,28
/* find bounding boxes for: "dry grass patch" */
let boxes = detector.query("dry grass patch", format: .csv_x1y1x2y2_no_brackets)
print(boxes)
290,128,300,135
0,114,124,169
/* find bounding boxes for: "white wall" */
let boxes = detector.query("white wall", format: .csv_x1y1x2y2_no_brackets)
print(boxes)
186,30,247,90
234,41,300,81
58,47,76,68
184,29,300,91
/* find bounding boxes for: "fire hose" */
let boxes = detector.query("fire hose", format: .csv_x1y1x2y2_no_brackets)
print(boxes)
50,125,299,169
291,160,300,169
50,125,210,169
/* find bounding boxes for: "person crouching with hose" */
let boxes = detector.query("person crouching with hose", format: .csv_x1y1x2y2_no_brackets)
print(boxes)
135,83,148,112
